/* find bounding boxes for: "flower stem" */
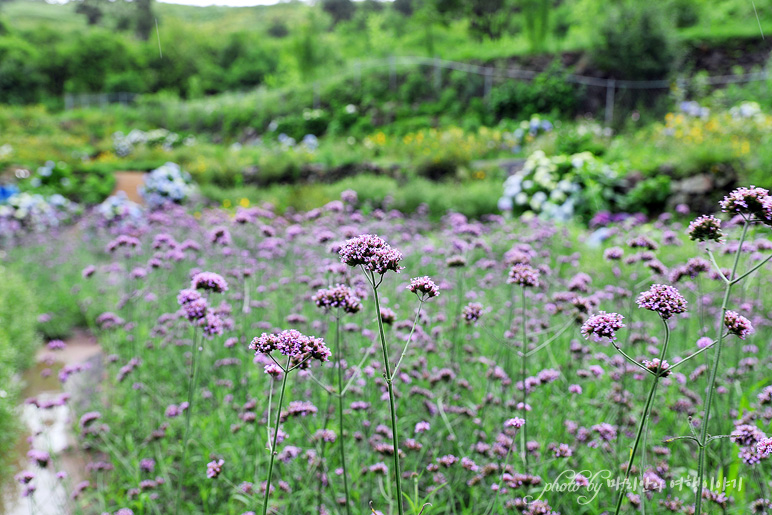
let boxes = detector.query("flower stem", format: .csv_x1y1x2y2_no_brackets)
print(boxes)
175,327,200,515
613,317,670,515
370,274,404,515
335,312,352,515
694,221,749,514
262,356,291,515
520,287,529,473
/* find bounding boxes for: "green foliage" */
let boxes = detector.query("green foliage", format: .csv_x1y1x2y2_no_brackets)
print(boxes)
620,175,672,214
488,63,578,120
591,1,681,80
0,266,39,372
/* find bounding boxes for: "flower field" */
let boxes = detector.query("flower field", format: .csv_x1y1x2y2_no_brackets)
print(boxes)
4,184,772,515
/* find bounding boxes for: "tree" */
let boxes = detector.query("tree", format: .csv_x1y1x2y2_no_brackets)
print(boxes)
136,0,154,40
321,0,355,25
522,0,550,50
74,0,105,25
467,0,509,40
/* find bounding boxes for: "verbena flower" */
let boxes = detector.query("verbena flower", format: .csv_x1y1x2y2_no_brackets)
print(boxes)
688,215,723,242
636,284,687,320
407,276,440,300
507,264,540,288
504,417,525,429
462,302,483,324
338,234,404,275
757,437,772,459
249,329,331,368
720,186,772,222
724,310,754,340
206,459,224,479
581,312,625,342
191,272,228,293
642,358,671,377
312,284,361,314
603,247,624,261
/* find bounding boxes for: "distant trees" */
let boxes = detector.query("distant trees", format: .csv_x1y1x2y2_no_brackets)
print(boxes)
321,0,355,25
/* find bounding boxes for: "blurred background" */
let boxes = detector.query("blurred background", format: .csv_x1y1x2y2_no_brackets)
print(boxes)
1,0,771,222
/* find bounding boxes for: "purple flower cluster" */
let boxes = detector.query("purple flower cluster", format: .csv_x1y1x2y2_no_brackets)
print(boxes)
507,264,540,288
249,329,331,368
720,186,772,222
688,215,723,242
724,310,754,339
642,358,671,377
338,234,404,275
191,272,228,293
206,459,224,479
312,284,362,314
581,312,625,342
407,276,440,300
636,284,687,320
462,302,483,324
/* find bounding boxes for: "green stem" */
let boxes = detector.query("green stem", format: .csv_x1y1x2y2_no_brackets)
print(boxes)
175,327,201,515
613,317,670,515
370,272,404,515
335,312,352,515
520,287,529,473
694,221,749,514
262,356,292,515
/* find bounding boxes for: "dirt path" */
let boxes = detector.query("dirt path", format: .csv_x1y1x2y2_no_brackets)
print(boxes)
112,171,145,204
1,329,102,515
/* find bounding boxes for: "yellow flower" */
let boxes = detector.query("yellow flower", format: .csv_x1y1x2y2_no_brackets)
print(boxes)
240,198,250,208
223,199,232,208
194,211,202,219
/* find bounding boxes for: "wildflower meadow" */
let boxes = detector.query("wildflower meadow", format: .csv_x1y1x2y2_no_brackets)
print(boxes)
4,182,772,515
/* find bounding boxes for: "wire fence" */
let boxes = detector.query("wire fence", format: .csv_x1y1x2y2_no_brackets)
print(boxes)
64,55,771,125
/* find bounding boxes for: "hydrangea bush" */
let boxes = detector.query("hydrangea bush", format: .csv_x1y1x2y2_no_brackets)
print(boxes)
0,192,80,241
139,162,196,210
498,150,622,221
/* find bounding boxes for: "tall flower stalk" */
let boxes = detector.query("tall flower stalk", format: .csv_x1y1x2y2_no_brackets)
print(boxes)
313,284,362,515
507,263,540,472
249,329,331,515
686,187,772,513
174,272,228,514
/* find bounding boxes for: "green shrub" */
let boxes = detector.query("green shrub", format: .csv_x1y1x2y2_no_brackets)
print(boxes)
0,266,39,476
591,2,680,80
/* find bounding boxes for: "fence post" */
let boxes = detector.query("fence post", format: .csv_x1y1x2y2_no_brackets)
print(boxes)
484,67,493,102
354,59,361,92
604,79,616,127
64,94,72,110
313,81,320,109
434,57,442,91
389,55,396,93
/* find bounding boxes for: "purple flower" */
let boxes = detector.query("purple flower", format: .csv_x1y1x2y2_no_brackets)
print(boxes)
636,284,687,320
82,265,97,278
15,471,35,484
642,358,671,377
313,284,362,314
249,329,331,368
191,272,228,293
697,337,713,349
407,276,440,300
415,421,430,434
507,264,540,288
140,458,155,473
198,311,224,338
504,417,525,429
724,310,754,340
720,186,772,222
46,340,66,351
338,234,404,275
581,312,625,342
757,437,772,458
27,449,50,467
688,215,723,242
462,303,483,324
206,459,224,479
79,411,102,429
